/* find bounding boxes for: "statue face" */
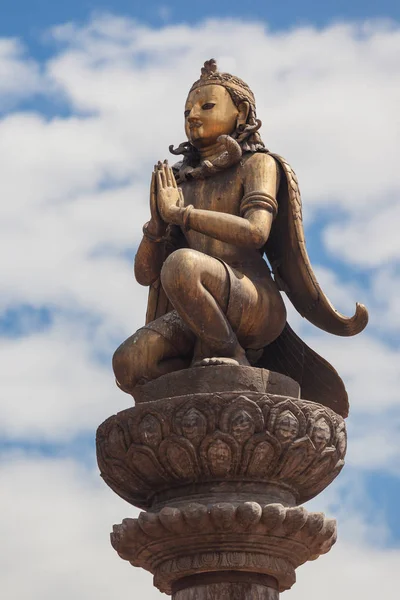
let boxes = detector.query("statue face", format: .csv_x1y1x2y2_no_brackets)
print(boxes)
184,84,239,148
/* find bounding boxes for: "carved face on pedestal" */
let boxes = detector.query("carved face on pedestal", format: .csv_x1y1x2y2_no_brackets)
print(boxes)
230,410,255,444
184,84,240,148
274,410,299,444
181,408,207,444
312,418,331,450
139,415,162,449
208,439,231,476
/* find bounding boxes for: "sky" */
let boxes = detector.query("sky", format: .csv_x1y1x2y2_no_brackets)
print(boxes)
0,1,400,598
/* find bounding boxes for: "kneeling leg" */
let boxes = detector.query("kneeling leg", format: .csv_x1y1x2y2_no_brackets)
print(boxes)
161,248,249,365
112,312,195,393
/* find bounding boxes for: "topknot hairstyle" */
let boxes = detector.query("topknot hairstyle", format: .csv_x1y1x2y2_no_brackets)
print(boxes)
190,58,256,114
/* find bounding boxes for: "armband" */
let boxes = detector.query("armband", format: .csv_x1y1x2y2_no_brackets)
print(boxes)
240,191,278,219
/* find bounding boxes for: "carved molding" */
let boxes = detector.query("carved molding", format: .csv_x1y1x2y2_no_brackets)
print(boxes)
111,502,336,593
97,391,346,509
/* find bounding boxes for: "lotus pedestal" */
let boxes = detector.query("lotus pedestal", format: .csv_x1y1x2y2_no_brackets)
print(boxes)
97,366,345,598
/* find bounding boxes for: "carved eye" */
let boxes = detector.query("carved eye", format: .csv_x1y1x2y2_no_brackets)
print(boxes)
184,109,191,118
202,103,215,110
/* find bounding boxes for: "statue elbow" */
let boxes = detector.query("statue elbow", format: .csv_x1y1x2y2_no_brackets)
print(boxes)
250,228,269,250
134,263,158,286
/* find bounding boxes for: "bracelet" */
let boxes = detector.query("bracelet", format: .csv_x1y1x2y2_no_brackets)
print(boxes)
142,222,165,243
182,205,194,232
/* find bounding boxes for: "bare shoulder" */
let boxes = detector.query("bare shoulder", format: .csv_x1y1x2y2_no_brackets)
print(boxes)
241,152,279,188
241,152,278,174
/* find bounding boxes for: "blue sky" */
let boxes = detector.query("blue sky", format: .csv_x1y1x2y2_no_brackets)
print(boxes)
1,2,400,599
2,0,400,35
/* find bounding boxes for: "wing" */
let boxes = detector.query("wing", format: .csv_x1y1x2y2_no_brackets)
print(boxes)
265,153,368,337
256,323,349,417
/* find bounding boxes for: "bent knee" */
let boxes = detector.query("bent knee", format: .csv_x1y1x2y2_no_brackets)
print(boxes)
161,248,202,292
112,330,154,391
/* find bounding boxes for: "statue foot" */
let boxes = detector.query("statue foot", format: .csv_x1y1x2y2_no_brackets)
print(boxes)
193,356,250,367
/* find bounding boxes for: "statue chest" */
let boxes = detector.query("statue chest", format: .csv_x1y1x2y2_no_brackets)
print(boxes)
181,168,244,216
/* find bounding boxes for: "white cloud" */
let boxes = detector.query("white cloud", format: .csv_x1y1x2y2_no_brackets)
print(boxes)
303,332,400,415
0,454,157,600
289,541,400,600
324,199,400,268
0,38,42,109
0,321,131,440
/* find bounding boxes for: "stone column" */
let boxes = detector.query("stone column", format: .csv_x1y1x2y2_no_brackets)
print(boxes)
172,573,279,600
97,366,345,597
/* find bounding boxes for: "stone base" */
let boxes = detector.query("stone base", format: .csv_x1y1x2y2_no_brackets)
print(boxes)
98,366,345,597
111,501,336,594
132,366,300,404
97,367,346,509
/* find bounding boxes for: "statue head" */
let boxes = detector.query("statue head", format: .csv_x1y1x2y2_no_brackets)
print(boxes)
170,59,265,180
185,59,261,149
184,84,241,148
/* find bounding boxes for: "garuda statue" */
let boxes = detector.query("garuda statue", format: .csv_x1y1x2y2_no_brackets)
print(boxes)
113,59,368,417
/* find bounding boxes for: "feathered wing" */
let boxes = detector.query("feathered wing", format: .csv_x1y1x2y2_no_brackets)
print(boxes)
257,153,368,416
265,153,368,336
256,323,349,417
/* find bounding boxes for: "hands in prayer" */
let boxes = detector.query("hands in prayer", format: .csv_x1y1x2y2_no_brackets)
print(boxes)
155,160,184,225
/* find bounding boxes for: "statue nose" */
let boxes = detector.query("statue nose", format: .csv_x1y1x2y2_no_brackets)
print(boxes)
187,115,201,123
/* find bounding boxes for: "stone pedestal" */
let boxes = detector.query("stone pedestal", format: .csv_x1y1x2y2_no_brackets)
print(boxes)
96,366,346,596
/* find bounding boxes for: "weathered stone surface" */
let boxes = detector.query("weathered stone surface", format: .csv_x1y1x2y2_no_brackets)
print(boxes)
111,502,336,594
174,583,278,600
172,573,279,600
99,368,342,596
133,366,300,404
96,369,346,510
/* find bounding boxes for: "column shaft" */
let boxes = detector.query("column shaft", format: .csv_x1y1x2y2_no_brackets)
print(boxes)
172,572,279,600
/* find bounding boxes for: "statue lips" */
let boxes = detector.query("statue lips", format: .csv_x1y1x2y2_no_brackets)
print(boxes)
188,120,202,142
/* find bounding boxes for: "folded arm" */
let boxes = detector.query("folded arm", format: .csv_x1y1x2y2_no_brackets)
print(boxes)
156,155,279,250
180,204,275,249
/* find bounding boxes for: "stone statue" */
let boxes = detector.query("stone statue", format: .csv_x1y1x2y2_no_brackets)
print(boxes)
112,58,368,416
98,59,367,599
